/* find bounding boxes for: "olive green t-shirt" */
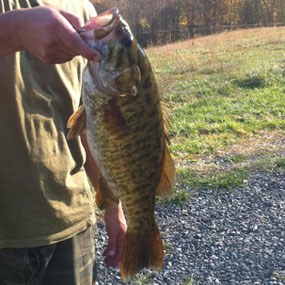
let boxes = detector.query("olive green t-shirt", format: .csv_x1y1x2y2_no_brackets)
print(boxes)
0,0,96,248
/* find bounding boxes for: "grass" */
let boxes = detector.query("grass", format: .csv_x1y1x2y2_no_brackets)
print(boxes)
147,27,285,159
166,130,285,204
166,167,248,206
273,270,285,283
175,167,247,192
145,27,285,197
183,277,194,285
94,28,285,285
132,272,156,285
275,158,285,170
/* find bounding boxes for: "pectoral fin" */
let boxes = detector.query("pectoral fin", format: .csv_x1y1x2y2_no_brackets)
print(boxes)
67,105,86,139
102,99,128,132
96,174,120,210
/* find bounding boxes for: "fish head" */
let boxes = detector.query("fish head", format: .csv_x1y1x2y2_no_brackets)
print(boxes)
81,7,141,97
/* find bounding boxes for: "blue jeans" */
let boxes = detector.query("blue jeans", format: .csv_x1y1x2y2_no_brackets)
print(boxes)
0,228,96,285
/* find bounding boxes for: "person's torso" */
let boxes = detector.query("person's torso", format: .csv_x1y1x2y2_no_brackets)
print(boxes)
0,0,96,248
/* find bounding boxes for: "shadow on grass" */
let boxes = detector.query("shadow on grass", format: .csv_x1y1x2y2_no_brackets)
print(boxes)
233,74,266,89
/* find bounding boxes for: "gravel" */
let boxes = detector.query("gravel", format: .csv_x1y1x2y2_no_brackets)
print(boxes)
94,170,285,285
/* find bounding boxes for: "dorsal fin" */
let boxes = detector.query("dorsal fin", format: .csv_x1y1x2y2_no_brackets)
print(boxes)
161,101,171,143
155,102,175,197
156,142,175,197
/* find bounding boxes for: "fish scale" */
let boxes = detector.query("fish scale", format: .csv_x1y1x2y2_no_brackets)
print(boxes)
67,7,175,282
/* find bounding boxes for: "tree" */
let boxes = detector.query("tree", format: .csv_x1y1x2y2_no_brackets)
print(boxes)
91,0,285,46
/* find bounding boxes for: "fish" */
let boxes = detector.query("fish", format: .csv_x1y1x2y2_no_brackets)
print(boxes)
67,7,175,282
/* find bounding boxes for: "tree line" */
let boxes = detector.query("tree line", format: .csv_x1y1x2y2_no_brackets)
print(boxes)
91,0,285,47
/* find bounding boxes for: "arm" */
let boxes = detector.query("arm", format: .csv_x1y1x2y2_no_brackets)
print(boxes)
81,133,127,267
0,6,99,63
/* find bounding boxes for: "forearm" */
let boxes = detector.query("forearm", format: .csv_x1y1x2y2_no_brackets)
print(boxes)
81,133,100,190
0,10,25,56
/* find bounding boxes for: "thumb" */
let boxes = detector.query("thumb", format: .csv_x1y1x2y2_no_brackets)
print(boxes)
103,234,116,257
103,235,118,267
53,16,100,61
60,10,84,30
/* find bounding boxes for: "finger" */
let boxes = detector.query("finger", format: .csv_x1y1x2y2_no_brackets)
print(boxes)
107,251,120,267
103,231,117,257
112,231,125,267
40,45,75,64
53,42,78,58
102,248,115,257
43,56,74,65
103,234,118,267
104,249,117,267
60,10,84,30
54,56,74,64
104,229,125,267
104,253,117,268
53,17,100,61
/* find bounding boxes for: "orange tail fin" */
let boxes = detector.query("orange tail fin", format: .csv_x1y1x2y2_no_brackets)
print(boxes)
120,223,163,282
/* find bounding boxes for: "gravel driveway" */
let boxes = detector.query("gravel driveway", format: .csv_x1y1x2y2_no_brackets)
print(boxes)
94,169,285,285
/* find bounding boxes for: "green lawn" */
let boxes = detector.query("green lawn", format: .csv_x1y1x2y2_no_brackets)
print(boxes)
147,27,285,196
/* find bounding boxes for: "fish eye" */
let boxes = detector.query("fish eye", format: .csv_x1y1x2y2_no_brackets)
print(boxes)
121,36,133,48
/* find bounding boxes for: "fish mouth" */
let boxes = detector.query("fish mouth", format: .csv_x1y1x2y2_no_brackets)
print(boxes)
93,7,119,29
81,7,120,41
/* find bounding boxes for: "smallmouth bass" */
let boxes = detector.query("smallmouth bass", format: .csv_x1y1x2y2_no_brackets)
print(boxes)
67,7,175,282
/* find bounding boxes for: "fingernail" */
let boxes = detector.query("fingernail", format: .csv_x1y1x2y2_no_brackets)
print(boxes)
77,28,86,34
92,55,100,62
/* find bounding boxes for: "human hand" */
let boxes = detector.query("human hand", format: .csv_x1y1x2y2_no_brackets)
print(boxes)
103,201,127,267
17,6,99,64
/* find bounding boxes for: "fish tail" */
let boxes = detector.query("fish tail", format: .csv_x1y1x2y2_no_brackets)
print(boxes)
120,223,163,282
